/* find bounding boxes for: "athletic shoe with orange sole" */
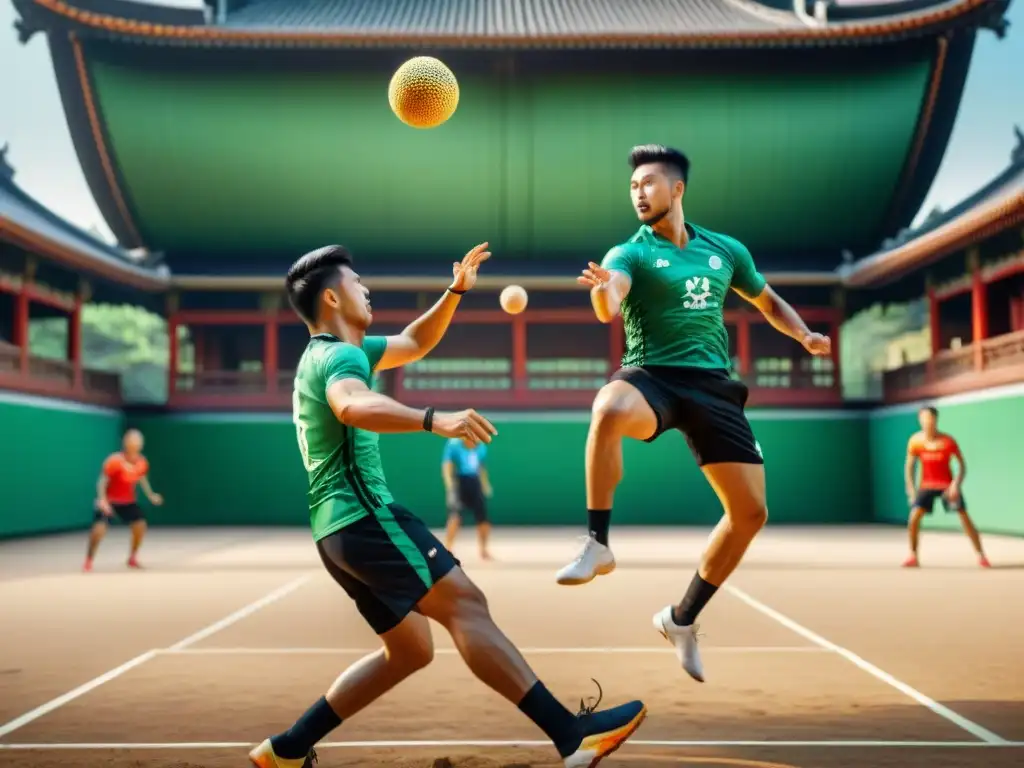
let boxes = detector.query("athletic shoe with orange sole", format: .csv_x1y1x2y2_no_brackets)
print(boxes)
563,682,647,768
248,740,316,768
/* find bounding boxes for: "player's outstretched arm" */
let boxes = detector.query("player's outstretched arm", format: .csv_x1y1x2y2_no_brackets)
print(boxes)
327,378,498,445
376,242,492,371
579,262,632,323
904,438,919,503
737,284,832,357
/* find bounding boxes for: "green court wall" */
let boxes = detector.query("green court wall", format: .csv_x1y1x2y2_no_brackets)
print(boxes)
0,393,124,539
128,411,870,530
869,384,1024,536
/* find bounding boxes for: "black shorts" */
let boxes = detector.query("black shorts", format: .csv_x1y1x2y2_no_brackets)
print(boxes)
316,503,460,635
450,475,488,524
912,488,966,514
94,502,144,525
611,365,763,466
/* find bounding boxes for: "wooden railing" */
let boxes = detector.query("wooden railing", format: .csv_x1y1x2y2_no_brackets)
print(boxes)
882,329,1024,403
169,357,844,410
0,340,121,404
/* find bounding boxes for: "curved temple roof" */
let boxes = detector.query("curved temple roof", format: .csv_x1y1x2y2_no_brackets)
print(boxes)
0,145,167,291
842,128,1024,288
13,0,1011,49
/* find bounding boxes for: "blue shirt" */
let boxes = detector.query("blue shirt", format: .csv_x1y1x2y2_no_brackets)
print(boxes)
442,439,487,477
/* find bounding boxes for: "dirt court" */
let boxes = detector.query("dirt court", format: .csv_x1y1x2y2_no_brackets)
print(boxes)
1,525,1023,768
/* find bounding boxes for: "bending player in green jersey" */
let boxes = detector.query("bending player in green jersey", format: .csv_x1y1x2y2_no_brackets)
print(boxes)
555,145,832,683
249,244,647,768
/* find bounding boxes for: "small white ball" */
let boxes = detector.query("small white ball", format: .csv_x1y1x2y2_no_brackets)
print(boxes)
499,285,528,315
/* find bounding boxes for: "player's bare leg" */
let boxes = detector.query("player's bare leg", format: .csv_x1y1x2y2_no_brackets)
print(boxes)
419,567,647,766
654,462,767,682
127,520,147,568
903,506,926,567
957,510,990,567
83,520,108,572
557,381,657,585
477,520,493,560
444,512,461,553
251,614,435,767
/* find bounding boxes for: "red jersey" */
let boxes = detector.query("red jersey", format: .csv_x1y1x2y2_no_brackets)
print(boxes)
103,452,150,504
908,433,961,490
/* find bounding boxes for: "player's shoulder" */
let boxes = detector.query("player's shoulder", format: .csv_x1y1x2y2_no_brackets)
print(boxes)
692,223,748,258
907,431,925,448
104,451,124,465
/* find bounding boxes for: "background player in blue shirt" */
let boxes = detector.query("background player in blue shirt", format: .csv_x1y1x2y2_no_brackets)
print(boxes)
442,437,493,560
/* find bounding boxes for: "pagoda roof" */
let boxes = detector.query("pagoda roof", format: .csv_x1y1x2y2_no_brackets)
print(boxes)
842,127,1024,288
13,0,1010,49
0,145,168,291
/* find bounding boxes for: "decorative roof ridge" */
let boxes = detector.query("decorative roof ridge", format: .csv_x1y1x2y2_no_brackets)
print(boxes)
842,130,1024,288
13,0,1010,49
0,144,169,290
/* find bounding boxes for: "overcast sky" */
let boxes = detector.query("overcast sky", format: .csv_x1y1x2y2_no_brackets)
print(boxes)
1,0,1021,246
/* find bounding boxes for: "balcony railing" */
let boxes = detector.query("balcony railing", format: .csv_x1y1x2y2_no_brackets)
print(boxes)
169,356,843,410
882,329,1024,403
0,340,121,404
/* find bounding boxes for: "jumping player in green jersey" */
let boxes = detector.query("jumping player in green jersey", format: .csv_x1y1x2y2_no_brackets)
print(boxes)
249,244,647,768
555,145,832,683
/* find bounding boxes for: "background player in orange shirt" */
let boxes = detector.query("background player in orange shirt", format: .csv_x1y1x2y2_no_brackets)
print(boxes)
84,428,164,572
903,406,989,568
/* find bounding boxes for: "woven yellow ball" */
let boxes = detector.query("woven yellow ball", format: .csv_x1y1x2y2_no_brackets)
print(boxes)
388,56,460,129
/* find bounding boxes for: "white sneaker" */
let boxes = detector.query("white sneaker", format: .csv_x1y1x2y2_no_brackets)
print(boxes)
555,536,616,585
652,606,704,682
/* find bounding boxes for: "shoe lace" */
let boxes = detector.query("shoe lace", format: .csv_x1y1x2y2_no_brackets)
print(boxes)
303,748,318,767
576,678,603,716
570,535,598,564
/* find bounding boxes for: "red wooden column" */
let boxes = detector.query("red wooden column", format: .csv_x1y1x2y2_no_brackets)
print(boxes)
927,280,940,378
969,250,988,372
14,282,30,375
264,314,279,394
194,328,205,373
736,313,751,377
511,314,527,401
68,283,85,393
166,293,179,404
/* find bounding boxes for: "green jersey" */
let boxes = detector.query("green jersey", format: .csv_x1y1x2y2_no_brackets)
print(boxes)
602,223,766,370
292,333,394,541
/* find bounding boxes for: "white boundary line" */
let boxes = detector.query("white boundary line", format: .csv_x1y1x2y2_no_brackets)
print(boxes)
0,740,1020,750
0,574,312,739
724,584,1012,745
160,645,829,656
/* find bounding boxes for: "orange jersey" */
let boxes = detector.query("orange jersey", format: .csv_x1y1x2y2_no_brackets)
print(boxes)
908,434,960,490
103,452,150,504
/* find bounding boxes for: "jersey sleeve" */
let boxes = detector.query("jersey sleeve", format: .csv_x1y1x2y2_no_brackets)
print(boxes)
322,343,372,390
726,237,766,298
102,454,121,477
441,440,455,465
907,436,921,457
477,443,488,464
600,244,641,280
361,336,388,372
137,458,150,477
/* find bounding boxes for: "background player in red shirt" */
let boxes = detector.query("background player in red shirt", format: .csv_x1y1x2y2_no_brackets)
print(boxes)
84,428,164,572
903,406,989,568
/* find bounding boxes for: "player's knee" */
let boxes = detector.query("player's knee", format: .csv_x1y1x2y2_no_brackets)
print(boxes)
591,388,640,435
728,502,768,533
404,636,435,671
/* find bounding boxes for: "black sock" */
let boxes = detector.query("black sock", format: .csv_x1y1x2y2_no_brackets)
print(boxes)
587,509,611,546
270,696,342,759
518,681,580,757
672,573,719,626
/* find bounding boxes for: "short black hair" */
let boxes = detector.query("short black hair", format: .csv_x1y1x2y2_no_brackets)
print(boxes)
920,406,938,417
285,245,353,325
629,144,690,184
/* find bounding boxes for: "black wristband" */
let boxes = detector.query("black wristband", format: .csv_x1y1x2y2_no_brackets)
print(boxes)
447,287,466,295
422,406,435,432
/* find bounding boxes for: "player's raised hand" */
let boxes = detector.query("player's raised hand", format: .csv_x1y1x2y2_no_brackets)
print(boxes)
433,408,497,447
802,332,832,356
578,262,612,290
450,242,492,293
